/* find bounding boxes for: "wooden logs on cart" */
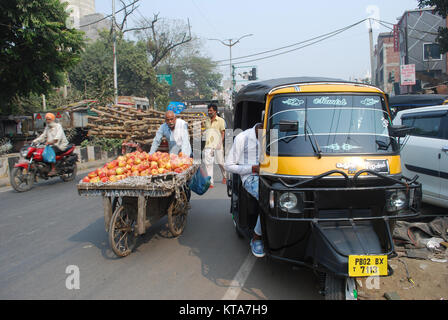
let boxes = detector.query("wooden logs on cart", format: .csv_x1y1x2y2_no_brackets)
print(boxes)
87,105,206,145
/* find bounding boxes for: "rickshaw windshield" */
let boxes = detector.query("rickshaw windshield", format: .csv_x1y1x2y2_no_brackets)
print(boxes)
266,94,398,156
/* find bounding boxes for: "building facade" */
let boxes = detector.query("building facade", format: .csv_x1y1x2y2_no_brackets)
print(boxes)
63,0,110,42
375,32,401,95
397,7,448,93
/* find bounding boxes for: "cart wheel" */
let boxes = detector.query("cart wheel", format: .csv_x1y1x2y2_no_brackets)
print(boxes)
109,205,137,257
167,191,188,237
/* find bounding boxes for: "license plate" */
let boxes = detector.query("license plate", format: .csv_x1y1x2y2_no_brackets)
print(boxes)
348,255,388,277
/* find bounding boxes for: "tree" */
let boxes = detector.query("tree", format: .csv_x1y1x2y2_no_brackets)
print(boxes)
0,0,85,114
418,0,448,53
134,14,192,68
69,32,169,109
160,55,223,101
146,28,223,101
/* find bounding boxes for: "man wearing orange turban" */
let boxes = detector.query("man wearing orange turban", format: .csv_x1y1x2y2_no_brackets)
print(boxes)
33,112,69,176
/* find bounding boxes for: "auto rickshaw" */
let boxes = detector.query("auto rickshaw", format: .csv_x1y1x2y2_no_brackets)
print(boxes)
227,77,422,300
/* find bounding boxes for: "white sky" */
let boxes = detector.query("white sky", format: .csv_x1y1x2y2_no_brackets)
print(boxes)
94,0,421,82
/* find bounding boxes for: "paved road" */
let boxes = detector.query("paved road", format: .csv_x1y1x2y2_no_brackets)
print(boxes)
0,170,321,300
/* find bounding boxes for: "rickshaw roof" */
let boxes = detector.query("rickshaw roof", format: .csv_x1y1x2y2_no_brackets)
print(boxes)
389,94,448,108
235,77,366,105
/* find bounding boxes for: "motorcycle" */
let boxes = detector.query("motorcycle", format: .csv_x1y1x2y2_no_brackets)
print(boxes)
10,143,78,192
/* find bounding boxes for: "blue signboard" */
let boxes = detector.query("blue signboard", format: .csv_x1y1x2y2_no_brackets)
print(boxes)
167,101,186,114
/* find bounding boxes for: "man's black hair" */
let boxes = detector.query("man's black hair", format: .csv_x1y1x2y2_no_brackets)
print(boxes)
207,104,218,112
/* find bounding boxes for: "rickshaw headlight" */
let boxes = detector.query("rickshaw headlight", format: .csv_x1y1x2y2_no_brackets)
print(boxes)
279,192,298,211
21,149,29,157
386,190,407,212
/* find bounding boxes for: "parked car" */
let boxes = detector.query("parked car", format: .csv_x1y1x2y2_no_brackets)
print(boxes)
393,105,448,208
389,94,448,119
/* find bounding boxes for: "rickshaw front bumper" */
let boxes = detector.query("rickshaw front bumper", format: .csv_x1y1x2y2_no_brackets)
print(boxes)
258,170,422,277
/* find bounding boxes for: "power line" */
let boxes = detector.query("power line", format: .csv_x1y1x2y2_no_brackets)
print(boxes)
371,18,439,36
213,19,367,64
78,0,140,28
214,19,368,66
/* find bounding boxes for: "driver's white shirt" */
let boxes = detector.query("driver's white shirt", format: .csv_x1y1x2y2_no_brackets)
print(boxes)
224,123,261,184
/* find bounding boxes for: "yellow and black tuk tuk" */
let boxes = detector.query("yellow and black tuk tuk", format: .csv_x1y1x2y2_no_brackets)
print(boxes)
227,77,422,300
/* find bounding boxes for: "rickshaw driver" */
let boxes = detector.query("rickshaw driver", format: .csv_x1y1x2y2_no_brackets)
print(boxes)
225,123,265,258
149,110,192,156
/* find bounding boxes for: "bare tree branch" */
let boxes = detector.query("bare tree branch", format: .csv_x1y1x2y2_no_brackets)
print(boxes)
134,14,192,68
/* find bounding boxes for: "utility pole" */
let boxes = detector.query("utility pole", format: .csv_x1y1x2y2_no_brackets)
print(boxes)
208,34,253,109
369,19,375,86
112,0,118,105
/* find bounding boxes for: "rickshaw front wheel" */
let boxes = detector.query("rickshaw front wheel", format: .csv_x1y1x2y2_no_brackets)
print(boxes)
324,273,357,300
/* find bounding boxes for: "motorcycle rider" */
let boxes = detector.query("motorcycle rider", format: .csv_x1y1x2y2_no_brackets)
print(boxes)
33,112,69,176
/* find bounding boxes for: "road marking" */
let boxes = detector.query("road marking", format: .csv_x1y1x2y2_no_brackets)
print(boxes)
222,253,257,300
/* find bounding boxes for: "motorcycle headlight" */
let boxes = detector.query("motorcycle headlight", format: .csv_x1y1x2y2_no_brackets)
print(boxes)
21,149,29,157
279,192,298,211
386,190,407,212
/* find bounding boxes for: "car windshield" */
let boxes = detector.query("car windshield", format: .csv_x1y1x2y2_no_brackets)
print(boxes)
266,94,398,156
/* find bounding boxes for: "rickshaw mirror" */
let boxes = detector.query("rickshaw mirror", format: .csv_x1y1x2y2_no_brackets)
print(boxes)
389,125,414,138
279,120,299,132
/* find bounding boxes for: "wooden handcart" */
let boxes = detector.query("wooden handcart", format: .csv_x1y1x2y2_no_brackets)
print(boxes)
77,164,198,257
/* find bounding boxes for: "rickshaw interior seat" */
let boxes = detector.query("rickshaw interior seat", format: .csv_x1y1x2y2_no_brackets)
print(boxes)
234,101,265,130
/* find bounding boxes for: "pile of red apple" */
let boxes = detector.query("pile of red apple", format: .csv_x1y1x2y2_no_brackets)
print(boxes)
82,151,193,184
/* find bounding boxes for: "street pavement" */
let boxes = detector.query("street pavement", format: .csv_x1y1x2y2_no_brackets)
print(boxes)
0,165,321,300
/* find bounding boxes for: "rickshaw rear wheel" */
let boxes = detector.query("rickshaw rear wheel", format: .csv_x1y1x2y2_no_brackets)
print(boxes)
109,204,137,257
167,191,188,237
324,273,357,300
233,216,244,238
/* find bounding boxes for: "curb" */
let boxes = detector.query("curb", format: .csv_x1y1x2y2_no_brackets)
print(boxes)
0,159,111,189
0,145,122,188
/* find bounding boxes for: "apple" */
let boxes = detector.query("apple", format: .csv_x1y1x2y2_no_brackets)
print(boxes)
150,161,158,169
99,171,107,179
151,169,158,175
174,168,183,174
90,177,100,183
118,160,126,167
117,156,126,162
109,175,117,182
101,177,109,183
115,167,125,175
130,170,139,176
82,176,90,183
88,171,97,178
107,160,118,169
134,158,141,165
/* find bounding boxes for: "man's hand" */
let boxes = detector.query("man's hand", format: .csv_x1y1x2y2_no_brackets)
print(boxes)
252,165,260,174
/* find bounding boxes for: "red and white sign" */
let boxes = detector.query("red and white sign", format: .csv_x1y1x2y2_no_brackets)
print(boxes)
393,24,399,52
400,64,416,86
